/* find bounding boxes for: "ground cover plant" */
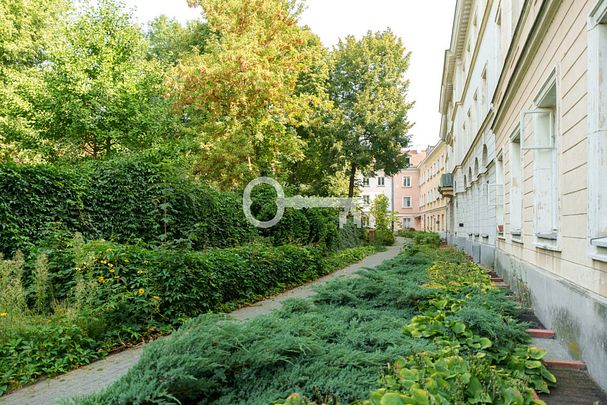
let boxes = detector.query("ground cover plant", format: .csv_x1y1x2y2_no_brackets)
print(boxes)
0,235,377,395
69,234,555,405
68,234,555,404
67,243,434,405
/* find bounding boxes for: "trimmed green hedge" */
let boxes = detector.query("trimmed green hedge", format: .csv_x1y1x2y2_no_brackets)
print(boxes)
79,241,326,321
0,156,365,256
0,156,256,255
396,229,440,247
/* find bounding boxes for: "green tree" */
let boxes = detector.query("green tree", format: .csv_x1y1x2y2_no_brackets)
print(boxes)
0,0,67,67
146,15,212,66
170,0,326,189
34,0,176,159
0,0,68,161
329,30,414,197
369,194,391,230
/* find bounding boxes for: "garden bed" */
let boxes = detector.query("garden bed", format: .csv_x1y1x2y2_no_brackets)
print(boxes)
69,237,555,405
0,243,378,396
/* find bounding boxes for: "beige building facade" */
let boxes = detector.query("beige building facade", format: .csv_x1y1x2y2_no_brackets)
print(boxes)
440,0,607,391
419,141,448,237
393,149,426,230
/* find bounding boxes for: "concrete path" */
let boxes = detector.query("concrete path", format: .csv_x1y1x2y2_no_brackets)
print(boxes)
0,239,405,405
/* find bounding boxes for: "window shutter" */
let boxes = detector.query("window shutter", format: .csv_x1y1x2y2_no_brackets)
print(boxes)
520,109,555,150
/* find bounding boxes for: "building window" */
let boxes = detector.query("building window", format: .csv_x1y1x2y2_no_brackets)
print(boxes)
377,177,385,187
588,0,607,260
403,218,412,229
363,195,370,205
362,215,370,228
521,71,559,246
492,154,505,237
510,131,523,239
481,65,488,114
402,197,412,208
403,176,411,187
362,178,370,187
481,144,488,169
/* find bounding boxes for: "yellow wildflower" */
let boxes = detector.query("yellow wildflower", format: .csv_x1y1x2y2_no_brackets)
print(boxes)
138,288,145,295
124,259,129,263
109,269,115,273
152,296,160,300
0,312,8,317
98,276,105,283
108,263,113,268
100,260,107,264
137,270,143,275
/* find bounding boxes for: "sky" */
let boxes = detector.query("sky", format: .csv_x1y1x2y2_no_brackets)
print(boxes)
121,0,456,148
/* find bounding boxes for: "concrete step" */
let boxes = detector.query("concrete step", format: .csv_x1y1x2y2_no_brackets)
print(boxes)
544,359,587,370
491,277,504,282
527,328,555,339
494,282,510,289
531,337,587,370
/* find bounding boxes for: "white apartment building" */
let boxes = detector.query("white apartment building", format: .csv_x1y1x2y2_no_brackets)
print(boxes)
440,0,607,391
358,171,394,228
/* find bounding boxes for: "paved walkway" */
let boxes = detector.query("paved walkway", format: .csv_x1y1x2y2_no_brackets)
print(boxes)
0,239,405,405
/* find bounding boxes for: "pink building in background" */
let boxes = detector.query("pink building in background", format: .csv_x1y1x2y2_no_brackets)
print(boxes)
393,149,427,230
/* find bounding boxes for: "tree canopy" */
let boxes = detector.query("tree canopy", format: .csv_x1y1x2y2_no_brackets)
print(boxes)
0,0,415,198
169,0,330,189
329,30,414,197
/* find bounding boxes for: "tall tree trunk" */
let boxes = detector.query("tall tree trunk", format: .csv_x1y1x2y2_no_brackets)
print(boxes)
348,163,357,198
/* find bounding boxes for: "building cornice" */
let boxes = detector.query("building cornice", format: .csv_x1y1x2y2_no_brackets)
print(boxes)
439,0,474,117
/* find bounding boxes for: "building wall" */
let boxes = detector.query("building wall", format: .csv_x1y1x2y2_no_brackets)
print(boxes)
439,0,607,392
394,150,427,230
358,170,393,228
440,0,502,267
419,141,448,238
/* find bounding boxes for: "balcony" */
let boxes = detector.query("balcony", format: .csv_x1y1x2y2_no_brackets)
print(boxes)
438,173,454,197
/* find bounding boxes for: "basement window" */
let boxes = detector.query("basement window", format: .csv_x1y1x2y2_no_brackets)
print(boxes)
588,0,607,261
521,71,559,248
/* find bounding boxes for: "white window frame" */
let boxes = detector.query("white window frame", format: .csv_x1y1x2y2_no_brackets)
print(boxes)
362,195,370,205
403,176,411,187
509,130,523,240
521,70,560,248
492,153,505,237
588,0,607,261
403,217,412,229
402,196,412,208
362,178,370,187
377,177,385,187
520,109,555,150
